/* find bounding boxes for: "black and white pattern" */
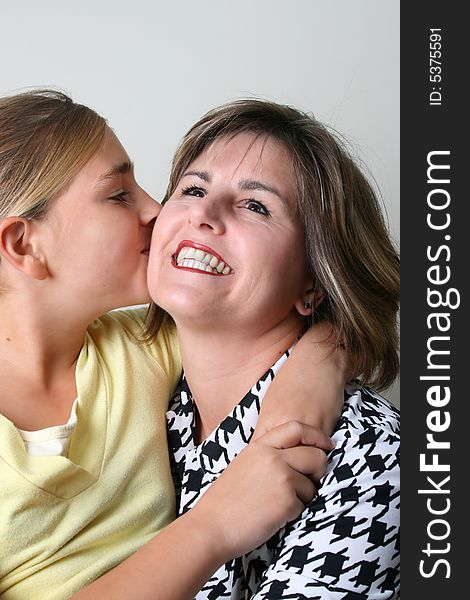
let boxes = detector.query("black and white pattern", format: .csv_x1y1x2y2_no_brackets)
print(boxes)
167,349,400,599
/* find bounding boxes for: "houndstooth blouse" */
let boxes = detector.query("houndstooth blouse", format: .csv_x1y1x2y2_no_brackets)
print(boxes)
167,348,400,599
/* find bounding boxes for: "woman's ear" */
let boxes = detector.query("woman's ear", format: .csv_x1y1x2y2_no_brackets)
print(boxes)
0,217,49,280
295,280,325,317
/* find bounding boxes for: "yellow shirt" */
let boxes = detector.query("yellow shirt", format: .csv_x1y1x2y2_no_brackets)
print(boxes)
0,309,181,599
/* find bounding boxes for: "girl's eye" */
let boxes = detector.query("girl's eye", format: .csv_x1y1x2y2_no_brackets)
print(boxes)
244,199,271,217
109,191,132,206
181,184,206,198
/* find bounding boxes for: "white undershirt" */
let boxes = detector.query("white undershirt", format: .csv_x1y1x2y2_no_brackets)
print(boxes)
17,398,78,457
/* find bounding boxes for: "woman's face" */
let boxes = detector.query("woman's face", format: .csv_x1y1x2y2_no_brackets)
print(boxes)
35,128,160,314
148,132,312,333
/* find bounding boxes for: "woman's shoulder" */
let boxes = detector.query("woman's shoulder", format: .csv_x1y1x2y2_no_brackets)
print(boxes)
324,386,400,500
339,385,400,440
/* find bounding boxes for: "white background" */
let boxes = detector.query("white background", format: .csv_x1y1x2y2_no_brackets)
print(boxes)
1,0,400,405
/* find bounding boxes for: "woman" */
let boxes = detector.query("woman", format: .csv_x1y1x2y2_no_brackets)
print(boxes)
0,90,347,599
141,100,400,598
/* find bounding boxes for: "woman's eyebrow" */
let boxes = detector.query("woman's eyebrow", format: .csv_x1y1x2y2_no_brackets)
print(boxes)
95,161,134,187
181,170,211,183
181,171,285,201
238,178,286,203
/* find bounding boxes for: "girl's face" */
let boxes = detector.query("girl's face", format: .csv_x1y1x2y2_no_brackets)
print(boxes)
35,128,160,315
148,132,312,334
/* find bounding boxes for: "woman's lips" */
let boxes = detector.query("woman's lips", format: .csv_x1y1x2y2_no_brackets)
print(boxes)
172,240,232,276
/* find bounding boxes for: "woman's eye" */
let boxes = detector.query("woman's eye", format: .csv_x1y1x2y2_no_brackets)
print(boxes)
181,184,205,198
245,199,271,217
109,191,132,205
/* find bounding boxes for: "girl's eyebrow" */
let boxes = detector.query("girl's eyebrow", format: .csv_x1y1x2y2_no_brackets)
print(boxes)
95,161,134,187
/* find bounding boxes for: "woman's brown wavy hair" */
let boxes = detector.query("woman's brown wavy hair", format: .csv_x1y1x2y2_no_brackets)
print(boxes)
146,99,399,391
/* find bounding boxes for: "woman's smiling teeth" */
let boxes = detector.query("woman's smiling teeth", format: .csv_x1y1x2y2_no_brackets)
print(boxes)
175,246,232,275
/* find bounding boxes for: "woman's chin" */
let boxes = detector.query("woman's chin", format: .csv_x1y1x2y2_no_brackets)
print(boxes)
159,302,220,328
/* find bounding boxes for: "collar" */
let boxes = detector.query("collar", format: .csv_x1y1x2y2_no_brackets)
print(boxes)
167,344,294,476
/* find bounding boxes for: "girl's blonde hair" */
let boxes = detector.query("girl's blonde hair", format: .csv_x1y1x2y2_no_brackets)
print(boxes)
147,99,400,391
0,89,107,221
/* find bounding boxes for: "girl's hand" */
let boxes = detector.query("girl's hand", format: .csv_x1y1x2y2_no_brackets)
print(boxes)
190,420,334,562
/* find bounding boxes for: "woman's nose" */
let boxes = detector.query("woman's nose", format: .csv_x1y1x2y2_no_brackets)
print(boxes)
188,197,225,234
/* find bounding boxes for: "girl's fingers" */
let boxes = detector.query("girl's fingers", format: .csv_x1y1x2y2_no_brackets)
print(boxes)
255,420,335,452
281,445,329,482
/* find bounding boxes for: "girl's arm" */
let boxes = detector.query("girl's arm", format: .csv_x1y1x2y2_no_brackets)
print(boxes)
73,422,333,600
255,321,351,439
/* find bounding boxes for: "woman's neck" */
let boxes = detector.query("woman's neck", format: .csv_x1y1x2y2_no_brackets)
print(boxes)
175,316,303,442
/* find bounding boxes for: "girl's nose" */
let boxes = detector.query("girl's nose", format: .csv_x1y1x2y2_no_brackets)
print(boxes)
139,189,161,225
